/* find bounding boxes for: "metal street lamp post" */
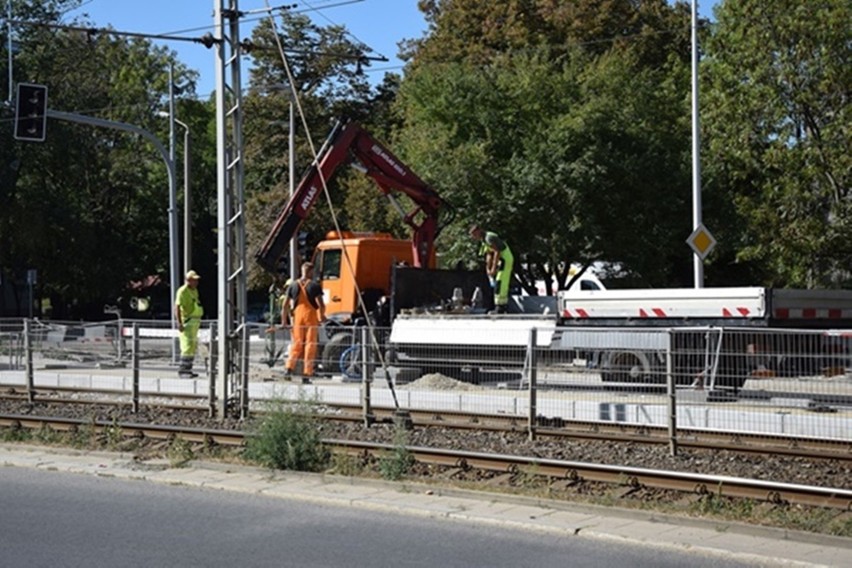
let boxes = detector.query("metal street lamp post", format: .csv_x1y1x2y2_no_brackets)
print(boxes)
165,64,180,362
266,85,298,281
691,0,704,288
158,113,193,274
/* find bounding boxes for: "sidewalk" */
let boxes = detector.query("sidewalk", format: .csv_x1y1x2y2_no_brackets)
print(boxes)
1,443,849,567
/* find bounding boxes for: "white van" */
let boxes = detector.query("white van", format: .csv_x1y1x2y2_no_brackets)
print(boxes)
528,263,607,296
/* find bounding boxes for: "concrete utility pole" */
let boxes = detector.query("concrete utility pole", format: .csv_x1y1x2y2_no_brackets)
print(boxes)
180,117,192,274
213,0,249,419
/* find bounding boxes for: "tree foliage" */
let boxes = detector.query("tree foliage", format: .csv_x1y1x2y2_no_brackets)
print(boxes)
397,0,693,289
1,0,203,317
702,0,851,287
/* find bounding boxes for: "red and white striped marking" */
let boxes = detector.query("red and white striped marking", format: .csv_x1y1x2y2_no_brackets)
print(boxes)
561,306,755,319
722,307,752,317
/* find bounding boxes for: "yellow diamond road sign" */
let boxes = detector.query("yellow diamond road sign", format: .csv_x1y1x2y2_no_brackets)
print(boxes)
687,224,716,260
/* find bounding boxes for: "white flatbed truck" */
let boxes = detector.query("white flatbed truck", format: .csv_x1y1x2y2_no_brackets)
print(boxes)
388,286,852,391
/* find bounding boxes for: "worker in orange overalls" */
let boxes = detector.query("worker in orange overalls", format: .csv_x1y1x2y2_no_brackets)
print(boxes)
281,261,326,382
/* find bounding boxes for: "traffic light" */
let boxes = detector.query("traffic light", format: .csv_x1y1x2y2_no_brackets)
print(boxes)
14,83,48,142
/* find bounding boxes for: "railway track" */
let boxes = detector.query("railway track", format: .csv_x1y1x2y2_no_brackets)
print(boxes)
3,387,850,462
1,412,849,511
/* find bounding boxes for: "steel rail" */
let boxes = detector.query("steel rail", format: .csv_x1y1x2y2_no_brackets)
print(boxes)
2,389,850,461
0,414,244,446
331,439,852,510
0,413,849,510
0,385,203,401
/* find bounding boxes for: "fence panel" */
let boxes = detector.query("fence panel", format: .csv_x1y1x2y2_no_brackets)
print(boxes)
1,317,849,445
672,327,852,443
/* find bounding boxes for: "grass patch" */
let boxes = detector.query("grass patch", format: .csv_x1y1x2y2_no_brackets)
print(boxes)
329,452,368,477
378,425,414,481
243,396,329,472
1,425,31,443
167,437,195,467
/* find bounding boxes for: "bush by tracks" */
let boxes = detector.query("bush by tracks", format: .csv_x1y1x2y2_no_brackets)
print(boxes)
243,396,330,472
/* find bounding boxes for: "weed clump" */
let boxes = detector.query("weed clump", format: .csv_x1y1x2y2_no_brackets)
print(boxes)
243,397,329,472
378,425,414,481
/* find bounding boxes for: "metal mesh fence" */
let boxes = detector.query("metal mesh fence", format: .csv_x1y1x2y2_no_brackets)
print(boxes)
1,318,849,446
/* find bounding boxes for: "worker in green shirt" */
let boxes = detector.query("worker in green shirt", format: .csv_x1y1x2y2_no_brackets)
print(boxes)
174,270,204,377
469,225,514,313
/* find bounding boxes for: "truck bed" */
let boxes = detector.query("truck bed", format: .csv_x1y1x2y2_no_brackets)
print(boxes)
558,287,852,327
390,313,557,347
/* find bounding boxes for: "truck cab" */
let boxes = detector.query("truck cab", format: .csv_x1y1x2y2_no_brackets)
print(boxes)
313,231,429,321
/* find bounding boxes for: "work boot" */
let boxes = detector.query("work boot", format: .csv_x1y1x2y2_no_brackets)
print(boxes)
178,356,198,378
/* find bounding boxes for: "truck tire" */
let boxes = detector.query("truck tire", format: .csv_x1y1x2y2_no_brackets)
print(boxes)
321,331,353,374
600,351,652,383
340,345,362,380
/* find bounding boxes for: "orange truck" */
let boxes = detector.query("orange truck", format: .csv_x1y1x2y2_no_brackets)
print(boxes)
312,230,419,319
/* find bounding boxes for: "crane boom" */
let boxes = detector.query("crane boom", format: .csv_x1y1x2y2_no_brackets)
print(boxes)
255,118,449,273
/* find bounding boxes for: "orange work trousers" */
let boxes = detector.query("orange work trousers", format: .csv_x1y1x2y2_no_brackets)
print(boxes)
286,288,320,376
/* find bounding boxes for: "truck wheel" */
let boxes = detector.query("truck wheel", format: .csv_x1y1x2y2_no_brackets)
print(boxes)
600,351,649,383
340,345,363,380
321,332,353,374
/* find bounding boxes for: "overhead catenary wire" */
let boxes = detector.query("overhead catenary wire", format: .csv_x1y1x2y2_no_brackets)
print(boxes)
260,0,402,410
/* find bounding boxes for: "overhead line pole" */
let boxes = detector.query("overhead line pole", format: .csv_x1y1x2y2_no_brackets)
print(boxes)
214,0,248,420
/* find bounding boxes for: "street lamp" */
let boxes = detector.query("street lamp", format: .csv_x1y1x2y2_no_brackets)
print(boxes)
265,83,298,281
158,111,192,274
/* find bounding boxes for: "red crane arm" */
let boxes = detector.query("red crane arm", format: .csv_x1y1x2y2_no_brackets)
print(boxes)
255,118,448,273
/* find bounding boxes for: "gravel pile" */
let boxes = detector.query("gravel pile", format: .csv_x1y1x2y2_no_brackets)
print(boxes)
398,374,485,391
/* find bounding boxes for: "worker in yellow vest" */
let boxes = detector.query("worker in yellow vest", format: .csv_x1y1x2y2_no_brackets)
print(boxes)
174,270,203,378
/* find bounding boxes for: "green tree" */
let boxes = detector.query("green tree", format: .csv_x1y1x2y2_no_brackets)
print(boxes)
396,0,693,289
702,0,851,287
1,0,203,317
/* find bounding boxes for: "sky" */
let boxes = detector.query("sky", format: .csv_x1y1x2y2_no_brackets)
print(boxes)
63,0,431,96
62,0,720,97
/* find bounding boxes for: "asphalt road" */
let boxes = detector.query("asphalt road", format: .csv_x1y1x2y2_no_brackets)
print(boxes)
0,466,753,568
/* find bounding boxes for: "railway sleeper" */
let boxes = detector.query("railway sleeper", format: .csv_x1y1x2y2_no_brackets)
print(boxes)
616,484,644,499
485,472,516,486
